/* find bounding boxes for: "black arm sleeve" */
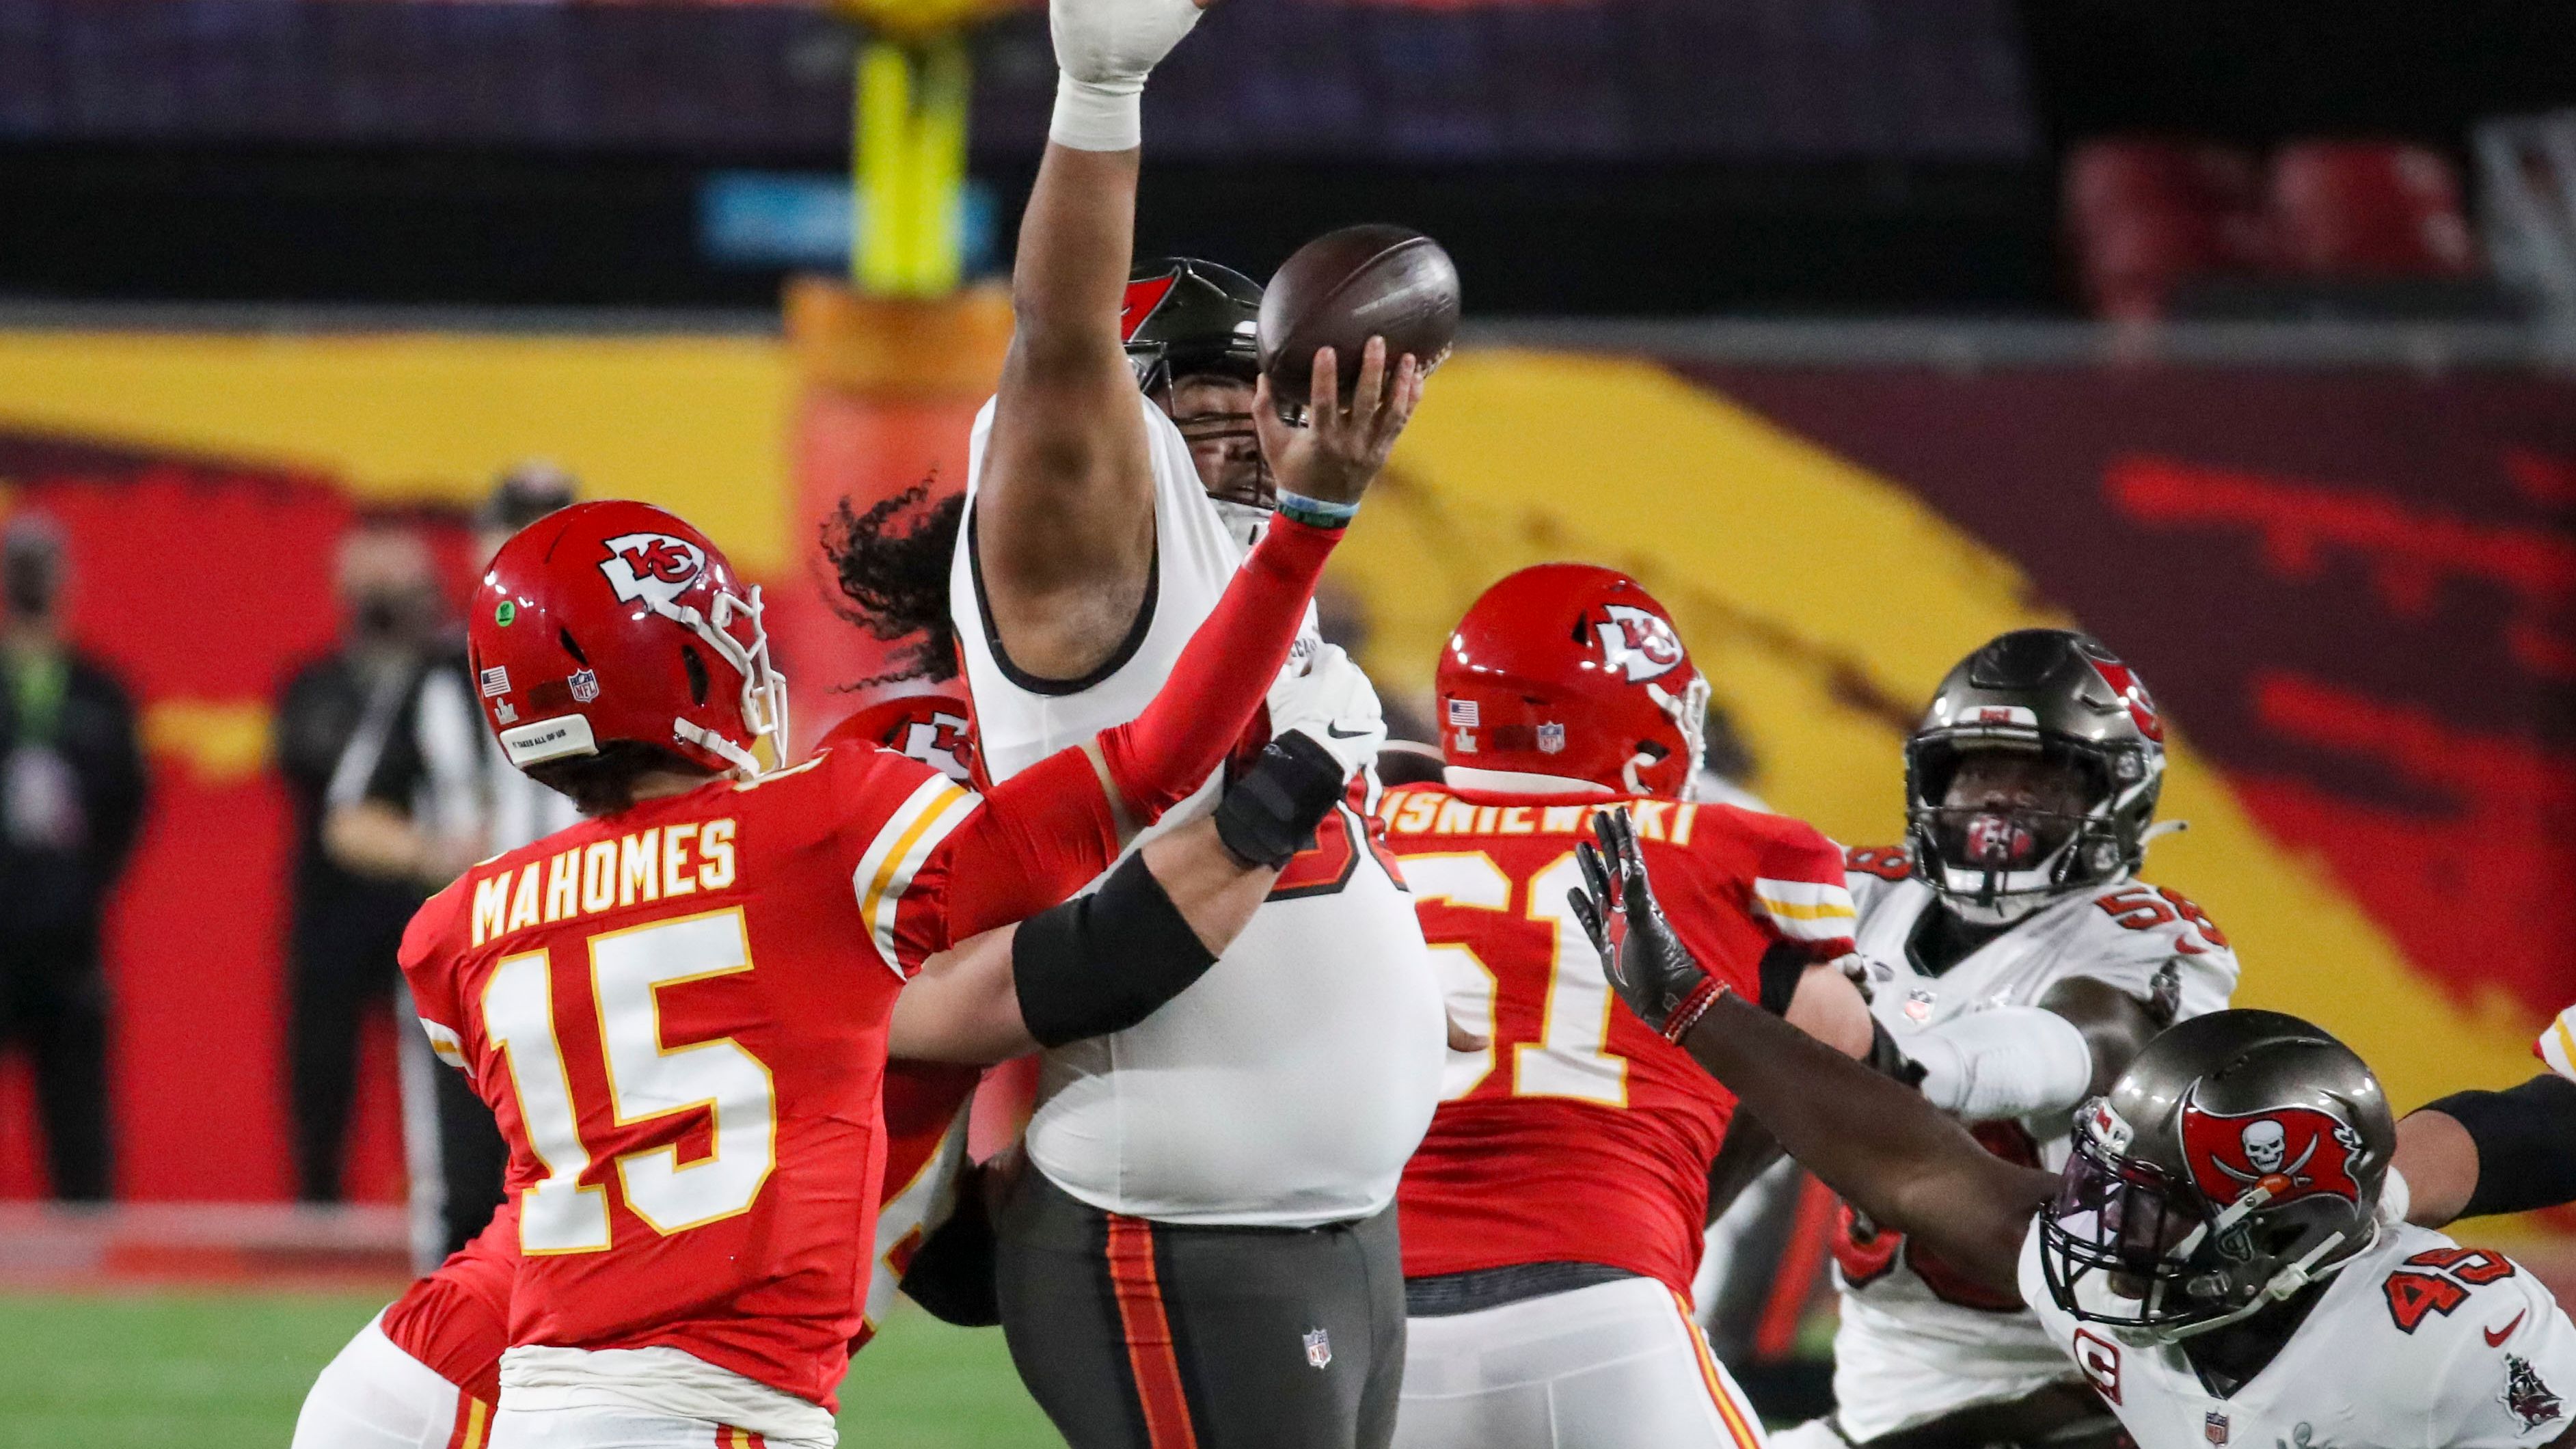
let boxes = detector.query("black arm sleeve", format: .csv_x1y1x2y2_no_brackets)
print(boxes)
1012,850,1219,1049
897,1163,1002,1327
1754,938,1808,1018
2422,1074,2576,1220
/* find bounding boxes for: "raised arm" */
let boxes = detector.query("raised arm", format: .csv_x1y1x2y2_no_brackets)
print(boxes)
975,0,1209,679
931,515,1350,948
1571,809,2054,1296
892,679,1380,1064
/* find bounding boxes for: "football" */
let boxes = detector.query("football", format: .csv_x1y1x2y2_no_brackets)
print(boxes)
1258,224,1461,413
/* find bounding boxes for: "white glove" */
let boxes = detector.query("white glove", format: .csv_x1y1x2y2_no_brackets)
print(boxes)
1266,643,1385,783
1049,0,1208,151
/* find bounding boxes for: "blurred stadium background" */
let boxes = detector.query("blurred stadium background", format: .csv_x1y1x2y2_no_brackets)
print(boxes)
3,1,2576,1443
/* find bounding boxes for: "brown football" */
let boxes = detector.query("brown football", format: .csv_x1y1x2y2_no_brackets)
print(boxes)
1258,224,1461,413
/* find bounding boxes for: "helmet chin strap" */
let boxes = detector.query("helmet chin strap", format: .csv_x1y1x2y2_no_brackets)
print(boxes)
2128,1227,2359,1346
2118,1179,2372,1346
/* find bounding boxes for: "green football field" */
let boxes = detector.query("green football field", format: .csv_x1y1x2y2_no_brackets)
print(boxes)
0,1290,1064,1449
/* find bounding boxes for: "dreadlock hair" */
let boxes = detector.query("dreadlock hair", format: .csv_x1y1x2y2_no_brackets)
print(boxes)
822,480,965,688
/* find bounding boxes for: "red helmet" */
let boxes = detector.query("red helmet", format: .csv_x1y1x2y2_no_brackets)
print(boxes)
467,500,787,778
819,689,977,787
1436,564,1709,799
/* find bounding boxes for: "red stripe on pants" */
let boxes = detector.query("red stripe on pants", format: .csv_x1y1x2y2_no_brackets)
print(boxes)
1107,1214,1201,1449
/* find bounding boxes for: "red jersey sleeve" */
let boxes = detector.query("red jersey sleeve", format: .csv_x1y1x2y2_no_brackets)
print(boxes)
835,748,990,982
1744,819,1860,961
835,742,1126,981
398,881,474,1074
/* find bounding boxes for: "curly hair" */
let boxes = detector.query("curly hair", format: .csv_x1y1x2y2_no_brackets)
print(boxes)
820,480,966,688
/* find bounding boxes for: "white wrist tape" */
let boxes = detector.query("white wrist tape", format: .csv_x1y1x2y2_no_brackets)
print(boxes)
1906,1005,2096,1122
1050,74,1142,152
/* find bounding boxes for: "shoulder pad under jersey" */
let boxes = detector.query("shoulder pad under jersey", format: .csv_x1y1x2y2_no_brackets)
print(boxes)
2042,878,2240,1020
1843,843,1916,915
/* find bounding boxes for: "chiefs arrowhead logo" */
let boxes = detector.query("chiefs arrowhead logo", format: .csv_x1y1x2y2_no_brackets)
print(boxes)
599,532,707,610
1591,604,1685,684
2178,1089,2364,1208
886,708,975,787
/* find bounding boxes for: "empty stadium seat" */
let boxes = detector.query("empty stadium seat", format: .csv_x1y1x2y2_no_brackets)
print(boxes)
2064,138,2267,320
2266,141,2478,277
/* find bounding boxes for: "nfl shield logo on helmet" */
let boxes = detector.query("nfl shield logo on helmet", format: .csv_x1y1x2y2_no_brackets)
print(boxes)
1537,722,1567,754
569,669,601,704
1303,1327,1331,1369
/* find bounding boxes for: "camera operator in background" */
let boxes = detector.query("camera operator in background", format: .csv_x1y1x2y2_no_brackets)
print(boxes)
0,511,145,1202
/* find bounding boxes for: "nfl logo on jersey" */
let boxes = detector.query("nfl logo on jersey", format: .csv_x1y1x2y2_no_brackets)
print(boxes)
1304,1327,1332,1370
2205,1411,2229,1446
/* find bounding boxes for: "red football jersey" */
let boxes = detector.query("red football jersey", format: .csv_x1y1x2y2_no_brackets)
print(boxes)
1385,783,1856,1295
377,1061,983,1403
381,1198,517,1406
400,740,1087,1409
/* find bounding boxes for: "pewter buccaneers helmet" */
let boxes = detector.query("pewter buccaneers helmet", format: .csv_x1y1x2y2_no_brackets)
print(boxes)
2039,1010,2393,1344
1123,258,1271,531
1905,628,2167,924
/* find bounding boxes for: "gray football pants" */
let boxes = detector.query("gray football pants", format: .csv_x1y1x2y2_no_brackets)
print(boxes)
996,1167,1406,1449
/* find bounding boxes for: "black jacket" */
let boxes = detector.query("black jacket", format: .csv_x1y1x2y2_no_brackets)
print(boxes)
0,646,146,941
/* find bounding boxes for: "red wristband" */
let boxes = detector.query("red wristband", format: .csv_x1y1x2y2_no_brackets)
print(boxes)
1662,977,1728,1045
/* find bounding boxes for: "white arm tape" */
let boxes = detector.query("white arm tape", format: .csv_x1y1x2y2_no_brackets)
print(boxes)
1050,75,1142,152
1906,1004,2096,1122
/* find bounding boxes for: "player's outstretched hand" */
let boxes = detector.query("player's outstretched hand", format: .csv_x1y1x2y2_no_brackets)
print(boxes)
1570,807,1722,1043
1266,643,1385,781
1253,336,1423,509
1050,0,1212,98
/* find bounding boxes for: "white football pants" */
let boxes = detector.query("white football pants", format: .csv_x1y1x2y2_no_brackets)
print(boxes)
293,1313,485,1449
1392,1275,1768,1449
489,1407,814,1449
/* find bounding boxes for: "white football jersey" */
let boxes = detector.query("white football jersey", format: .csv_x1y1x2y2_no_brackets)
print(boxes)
1827,855,2240,1439
949,395,1446,1227
2022,1219,2576,1449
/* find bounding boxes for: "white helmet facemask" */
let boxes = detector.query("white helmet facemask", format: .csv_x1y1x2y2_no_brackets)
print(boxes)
660,581,789,781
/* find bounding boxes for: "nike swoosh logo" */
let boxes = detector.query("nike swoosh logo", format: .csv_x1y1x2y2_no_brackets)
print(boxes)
1325,724,1372,739
2489,1312,2527,1346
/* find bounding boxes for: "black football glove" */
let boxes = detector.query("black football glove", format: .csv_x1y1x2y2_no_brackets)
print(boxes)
1567,806,1725,1043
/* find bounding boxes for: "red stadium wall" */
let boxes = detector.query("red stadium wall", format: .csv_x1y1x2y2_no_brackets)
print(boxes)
1687,366,2576,1029
5,349,2571,1204
0,440,486,1202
